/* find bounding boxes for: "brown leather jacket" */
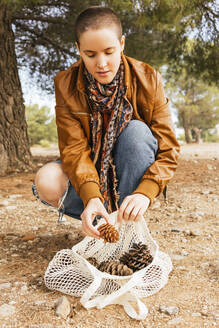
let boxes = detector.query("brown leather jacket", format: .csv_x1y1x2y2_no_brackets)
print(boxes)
54,54,180,207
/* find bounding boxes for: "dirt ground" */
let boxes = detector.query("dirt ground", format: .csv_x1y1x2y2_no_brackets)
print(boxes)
0,143,218,328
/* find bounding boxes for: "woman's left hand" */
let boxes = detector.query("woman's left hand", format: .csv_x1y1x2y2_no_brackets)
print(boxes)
117,194,150,223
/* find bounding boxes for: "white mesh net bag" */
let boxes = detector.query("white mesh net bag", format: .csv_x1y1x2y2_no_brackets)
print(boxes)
44,211,172,320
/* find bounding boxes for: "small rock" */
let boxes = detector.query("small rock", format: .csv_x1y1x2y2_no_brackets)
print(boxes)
20,284,28,293
34,300,46,306
196,211,205,216
181,250,189,256
176,265,186,270
181,238,187,243
201,190,210,195
184,229,201,237
32,273,38,278
14,281,25,286
207,164,216,170
190,213,203,220
170,254,184,261
214,313,219,320
200,262,209,268
200,310,208,317
192,312,201,317
0,283,12,290
0,259,8,264
5,205,17,210
0,304,16,318
55,296,70,319
168,317,184,325
9,194,22,199
190,229,202,236
159,305,179,315
0,200,9,206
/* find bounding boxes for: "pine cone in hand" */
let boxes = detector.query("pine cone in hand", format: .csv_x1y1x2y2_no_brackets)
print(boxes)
119,242,153,272
97,223,119,243
98,260,133,276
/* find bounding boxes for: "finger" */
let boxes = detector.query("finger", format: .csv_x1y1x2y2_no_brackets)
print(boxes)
118,197,130,223
134,211,142,222
82,214,100,238
123,202,135,221
96,208,110,224
129,207,141,221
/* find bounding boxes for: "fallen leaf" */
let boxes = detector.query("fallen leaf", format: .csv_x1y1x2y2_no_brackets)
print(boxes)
21,234,36,241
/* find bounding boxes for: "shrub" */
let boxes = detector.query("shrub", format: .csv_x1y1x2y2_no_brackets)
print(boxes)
26,104,57,145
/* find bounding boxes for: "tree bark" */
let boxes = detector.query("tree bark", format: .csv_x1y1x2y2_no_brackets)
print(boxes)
184,127,192,143
181,111,192,143
0,2,34,174
192,127,202,143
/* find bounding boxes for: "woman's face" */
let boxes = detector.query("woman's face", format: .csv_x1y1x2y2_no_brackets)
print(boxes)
77,27,125,84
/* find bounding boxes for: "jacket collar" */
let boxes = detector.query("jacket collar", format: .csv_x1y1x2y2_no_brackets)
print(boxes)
76,58,85,93
76,54,132,99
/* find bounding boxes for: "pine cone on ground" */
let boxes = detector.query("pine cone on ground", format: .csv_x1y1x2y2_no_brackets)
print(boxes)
97,223,119,243
87,257,99,267
98,260,133,276
119,242,153,272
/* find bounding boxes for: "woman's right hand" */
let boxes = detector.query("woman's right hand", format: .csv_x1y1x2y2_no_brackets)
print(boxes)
80,197,110,238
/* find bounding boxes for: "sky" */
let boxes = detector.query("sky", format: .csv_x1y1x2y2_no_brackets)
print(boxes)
19,69,56,114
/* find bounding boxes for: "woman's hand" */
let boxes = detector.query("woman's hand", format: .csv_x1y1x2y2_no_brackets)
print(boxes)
117,194,150,223
81,197,110,238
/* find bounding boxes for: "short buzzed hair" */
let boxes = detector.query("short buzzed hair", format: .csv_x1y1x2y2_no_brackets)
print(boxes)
74,6,122,45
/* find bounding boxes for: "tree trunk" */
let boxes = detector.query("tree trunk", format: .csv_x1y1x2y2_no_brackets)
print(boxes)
184,127,192,143
0,2,34,175
181,111,192,143
192,128,202,143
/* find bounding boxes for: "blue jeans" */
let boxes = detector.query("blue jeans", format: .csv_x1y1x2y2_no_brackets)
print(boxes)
33,120,158,221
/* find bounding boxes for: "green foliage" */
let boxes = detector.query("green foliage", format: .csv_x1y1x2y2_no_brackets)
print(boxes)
25,104,57,145
178,134,185,142
39,139,51,147
202,131,219,143
2,0,217,92
167,73,219,143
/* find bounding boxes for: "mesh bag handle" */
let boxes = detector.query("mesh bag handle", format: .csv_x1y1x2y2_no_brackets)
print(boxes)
80,270,148,320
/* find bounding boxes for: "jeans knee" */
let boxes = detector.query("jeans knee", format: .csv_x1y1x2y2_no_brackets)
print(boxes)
115,120,158,155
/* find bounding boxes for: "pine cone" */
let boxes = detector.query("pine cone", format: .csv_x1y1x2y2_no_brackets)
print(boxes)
98,260,133,276
87,257,99,267
97,223,119,243
119,242,153,272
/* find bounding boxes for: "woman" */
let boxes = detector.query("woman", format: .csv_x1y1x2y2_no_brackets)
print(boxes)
33,6,180,239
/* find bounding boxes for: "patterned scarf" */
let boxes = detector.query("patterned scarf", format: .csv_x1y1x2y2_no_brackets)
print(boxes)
84,62,133,212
